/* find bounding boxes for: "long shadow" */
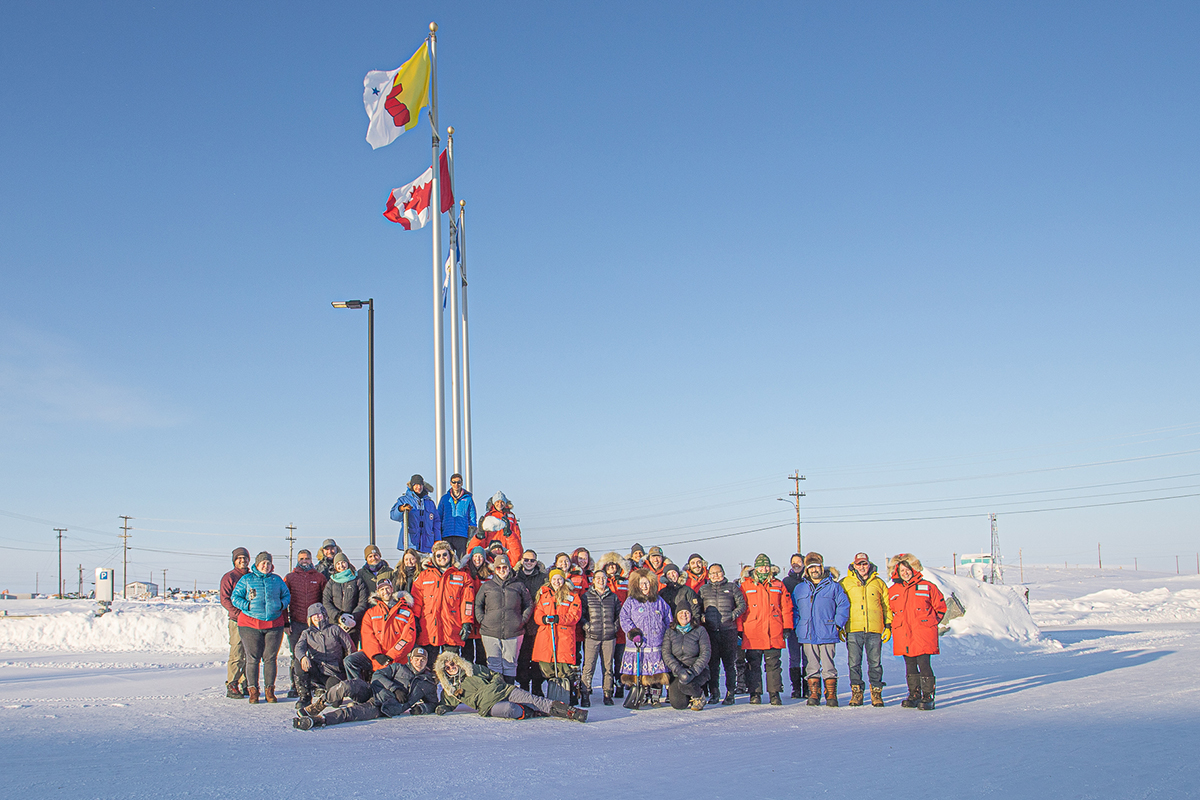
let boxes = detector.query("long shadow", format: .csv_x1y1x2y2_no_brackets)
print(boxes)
936,646,1171,707
1041,629,1139,646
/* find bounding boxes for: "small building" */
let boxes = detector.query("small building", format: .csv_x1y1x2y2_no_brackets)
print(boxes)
125,581,159,599
960,553,1002,582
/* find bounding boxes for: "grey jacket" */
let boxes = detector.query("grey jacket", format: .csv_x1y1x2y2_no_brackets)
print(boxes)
474,574,533,639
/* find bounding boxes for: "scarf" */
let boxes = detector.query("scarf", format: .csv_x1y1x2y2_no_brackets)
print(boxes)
332,568,356,584
677,622,694,633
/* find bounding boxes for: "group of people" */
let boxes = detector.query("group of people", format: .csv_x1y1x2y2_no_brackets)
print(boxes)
218,477,948,729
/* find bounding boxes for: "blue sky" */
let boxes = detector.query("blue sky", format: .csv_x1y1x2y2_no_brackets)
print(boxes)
2,1,1198,593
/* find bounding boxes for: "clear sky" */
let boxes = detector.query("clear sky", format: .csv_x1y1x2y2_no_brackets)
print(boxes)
2,1,1198,593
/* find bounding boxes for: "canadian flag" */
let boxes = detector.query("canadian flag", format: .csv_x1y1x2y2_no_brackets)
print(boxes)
383,166,434,229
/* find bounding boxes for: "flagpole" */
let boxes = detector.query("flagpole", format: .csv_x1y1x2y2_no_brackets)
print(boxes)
446,126,464,479
428,22,446,501
459,198,474,493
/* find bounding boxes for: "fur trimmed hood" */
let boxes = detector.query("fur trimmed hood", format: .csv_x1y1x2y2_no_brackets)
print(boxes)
433,650,474,698
626,567,661,602
740,563,782,580
570,548,596,573
596,551,626,577
369,587,414,607
888,553,923,579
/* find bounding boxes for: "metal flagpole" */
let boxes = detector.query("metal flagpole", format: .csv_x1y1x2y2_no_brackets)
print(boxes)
427,22,446,501
459,198,474,492
446,127,463,478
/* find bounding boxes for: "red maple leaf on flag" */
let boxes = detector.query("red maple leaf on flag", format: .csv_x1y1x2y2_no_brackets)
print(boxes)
404,181,432,213
385,81,411,127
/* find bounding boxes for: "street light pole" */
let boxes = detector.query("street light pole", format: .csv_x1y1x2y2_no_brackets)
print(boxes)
332,299,377,546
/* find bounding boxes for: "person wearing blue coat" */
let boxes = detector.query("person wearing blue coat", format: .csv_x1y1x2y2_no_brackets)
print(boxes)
231,552,291,703
791,552,850,706
437,473,476,560
390,474,442,554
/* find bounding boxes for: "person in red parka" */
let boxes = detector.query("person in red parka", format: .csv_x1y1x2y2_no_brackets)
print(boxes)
738,553,795,705
412,541,475,658
532,569,583,686
283,549,328,698
481,492,524,568
887,553,946,710
345,576,418,682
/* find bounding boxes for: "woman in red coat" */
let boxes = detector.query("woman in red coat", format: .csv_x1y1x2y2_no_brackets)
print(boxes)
887,553,946,711
533,569,583,684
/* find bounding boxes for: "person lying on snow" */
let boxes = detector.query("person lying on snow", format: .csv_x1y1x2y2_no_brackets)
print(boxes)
433,650,587,722
292,647,440,730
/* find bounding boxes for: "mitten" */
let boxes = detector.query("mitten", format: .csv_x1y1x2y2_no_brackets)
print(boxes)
372,653,393,666
881,626,892,643
459,623,472,640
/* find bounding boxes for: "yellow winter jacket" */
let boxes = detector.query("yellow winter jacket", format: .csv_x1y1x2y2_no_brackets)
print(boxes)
840,566,892,633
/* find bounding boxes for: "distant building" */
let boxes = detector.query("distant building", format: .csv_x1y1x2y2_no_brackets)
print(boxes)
960,553,1001,582
125,581,159,599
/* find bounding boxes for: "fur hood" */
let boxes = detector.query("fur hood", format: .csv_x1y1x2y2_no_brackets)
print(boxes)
887,553,923,579
570,548,596,573
434,650,474,698
626,567,661,602
596,551,626,577
369,588,414,607
740,564,782,580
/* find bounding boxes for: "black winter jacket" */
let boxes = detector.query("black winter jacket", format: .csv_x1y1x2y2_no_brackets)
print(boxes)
515,564,548,635
357,560,392,596
698,579,747,631
663,624,712,685
474,574,533,639
660,583,701,624
370,662,440,716
323,576,369,624
581,588,622,641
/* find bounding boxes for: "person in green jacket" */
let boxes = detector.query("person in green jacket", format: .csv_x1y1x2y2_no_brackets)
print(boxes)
433,651,587,722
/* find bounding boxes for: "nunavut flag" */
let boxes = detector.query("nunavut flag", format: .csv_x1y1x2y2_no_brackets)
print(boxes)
383,166,435,229
364,43,431,149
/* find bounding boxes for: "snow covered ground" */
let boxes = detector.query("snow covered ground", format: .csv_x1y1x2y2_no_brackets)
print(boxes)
2,567,1197,799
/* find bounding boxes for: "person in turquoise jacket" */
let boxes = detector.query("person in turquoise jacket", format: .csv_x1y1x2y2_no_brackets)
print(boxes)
390,474,441,554
437,472,476,560
232,551,291,703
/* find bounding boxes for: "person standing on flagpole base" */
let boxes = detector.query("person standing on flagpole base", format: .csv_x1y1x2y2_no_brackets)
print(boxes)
390,475,441,555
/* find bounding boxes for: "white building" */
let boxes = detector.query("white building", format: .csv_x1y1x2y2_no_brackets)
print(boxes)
125,581,159,599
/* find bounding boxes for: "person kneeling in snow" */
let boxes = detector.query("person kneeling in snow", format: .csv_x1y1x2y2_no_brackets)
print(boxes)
433,650,588,722
293,647,439,730
292,603,355,707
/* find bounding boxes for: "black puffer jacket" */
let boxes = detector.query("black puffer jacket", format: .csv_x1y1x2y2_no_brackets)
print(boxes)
515,563,548,635
663,624,712,685
474,574,533,639
659,582,701,623
323,576,369,625
698,578,747,631
581,587,622,641
370,662,440,716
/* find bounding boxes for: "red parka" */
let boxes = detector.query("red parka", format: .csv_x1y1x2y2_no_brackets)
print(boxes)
737,575,795,650
888,570,946,656
481,509,524,568
532,583,583,665
412,563,475,647
360,592,418,662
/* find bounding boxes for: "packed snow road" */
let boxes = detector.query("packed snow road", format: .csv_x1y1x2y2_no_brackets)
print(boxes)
1,570,1196,799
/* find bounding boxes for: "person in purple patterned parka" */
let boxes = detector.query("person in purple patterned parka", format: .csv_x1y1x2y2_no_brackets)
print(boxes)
619,567,673,706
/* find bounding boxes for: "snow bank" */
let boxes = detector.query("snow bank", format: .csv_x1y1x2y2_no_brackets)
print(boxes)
1030,586,1200,627
921,569,1048,656
0,600,229,653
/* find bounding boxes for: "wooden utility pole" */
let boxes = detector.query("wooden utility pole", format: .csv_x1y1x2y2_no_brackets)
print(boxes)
54,528,66,598
1098,543,1102,570
119,516,133,599
788,472,806,554
286,524,297,570
77,564,83,596
1019,548,1024,583
953,553,957,575
162,569,168,598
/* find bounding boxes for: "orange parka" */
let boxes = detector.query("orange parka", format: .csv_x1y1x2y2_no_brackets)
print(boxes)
360,591,419,663
532,583,583,665
738,575,795,650
888,569,946,657
412,563,475,647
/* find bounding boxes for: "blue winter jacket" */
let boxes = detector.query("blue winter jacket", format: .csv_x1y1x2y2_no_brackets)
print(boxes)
231,565,291,625
437,490,477,540
390,488,442,553
791,570,850,645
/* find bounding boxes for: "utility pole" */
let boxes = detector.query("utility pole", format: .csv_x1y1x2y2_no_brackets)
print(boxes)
119,516,133,599
953,553,957,575
1098,543,1102,570
788,471,806,554
77,564,83,596
162,569,168,598
286,524,297,570
54,528,66,598
1134,557,1138,571
1176,555,1180,575
989,514,1003,584
1019,548,1024,583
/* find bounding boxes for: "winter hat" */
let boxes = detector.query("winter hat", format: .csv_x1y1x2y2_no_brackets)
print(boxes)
492,554,511,568
409,647,428,662
375,575,394,590
431,540,453,556
364,544,381,559
333,552,351,570
321,539,338,550
490,491,509,509
663,563,681,578
231,547,250,564
630,543,645,555
409,474,426,487
647,546,665,558
480,516,506,532
754,553,772,569
306,603,326,620
254,551,273,566
687,553,704,565
804,552,824,569
487,541,506,555
548,568,567,583
468,545,487,560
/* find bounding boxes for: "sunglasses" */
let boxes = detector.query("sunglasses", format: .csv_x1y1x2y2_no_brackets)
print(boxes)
451,479,463,484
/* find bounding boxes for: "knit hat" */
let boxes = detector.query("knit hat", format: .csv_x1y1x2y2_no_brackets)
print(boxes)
647,546,665,558
321,538,337,550
804,551,824,568
375,569,395,585
306,603,326,620
468,545,487,560
490,491,509,509
409,474,425,487
663,563,681,578
431,540,453,556
548,568,567,583
754,553,772,569
480,516,506,532
487,541,506,554
687,553,704,565
254,551,273,566
231,547,250,564
333,552,351,569
364,544,381,559
630,543,645,555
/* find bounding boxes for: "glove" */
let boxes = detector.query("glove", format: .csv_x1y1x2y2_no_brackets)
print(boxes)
736,632,743,648
459,623,473,640
543,615,558,624
299,656,312,673
409,705,427,716
393,688,407,702
882,626,892,643
678,669,693,683
434,705,450,716
838,628,847,643
372,653,393,666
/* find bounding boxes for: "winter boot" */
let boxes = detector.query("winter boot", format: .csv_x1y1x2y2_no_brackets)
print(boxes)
264,687,278,703
689,696,705,711
648,687,662,708
870,686,885,707
286,685,299,699
294,693,312,711
246,686,260,704
722,691,735,706
549,701,588,723
614,684,624,699
503,675,516,686
901,675,921,708
806,678,821,706
603,694,614,706
226,681,244,699
749,693,762,705
849,684,864,707
918,677,936,710
292,714,324,730
580,691,591,708
769,692,782,706
709,687,721,705
790,668,803,699
824,678,839,707
301,698,326,717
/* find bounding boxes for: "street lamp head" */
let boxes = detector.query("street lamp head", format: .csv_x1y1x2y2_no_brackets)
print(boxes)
332,300,365,309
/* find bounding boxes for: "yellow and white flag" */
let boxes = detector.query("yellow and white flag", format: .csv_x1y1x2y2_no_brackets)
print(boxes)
364,43,430,150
